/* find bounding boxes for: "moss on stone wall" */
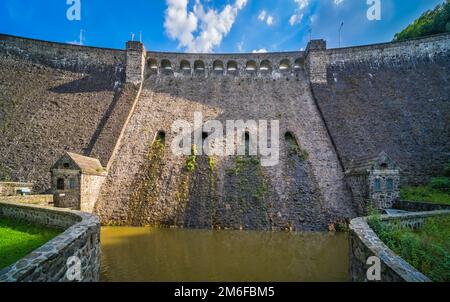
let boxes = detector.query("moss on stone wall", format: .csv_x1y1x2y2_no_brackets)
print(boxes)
127,136,165,226
222,156,270,229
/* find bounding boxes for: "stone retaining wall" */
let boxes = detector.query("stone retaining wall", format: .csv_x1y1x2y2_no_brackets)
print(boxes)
394,200,450,212
349,210,450,282
0,195,53,206
0,182,34,196
0,201,100,282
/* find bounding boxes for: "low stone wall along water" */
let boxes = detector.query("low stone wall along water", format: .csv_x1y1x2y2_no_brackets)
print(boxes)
0,201,100,282
349,210,450,282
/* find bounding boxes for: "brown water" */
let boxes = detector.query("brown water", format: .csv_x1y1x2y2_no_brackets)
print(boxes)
100,227,350,282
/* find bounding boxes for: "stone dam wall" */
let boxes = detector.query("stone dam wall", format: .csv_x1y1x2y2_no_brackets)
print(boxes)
0,34,125,73
0,201,100,282
0,35,140,192
0,33,449,230
95,61,354,230
310,33,450,185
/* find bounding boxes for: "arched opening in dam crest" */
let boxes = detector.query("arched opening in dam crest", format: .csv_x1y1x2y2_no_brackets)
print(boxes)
213,60,224,74
260,60,272,73
294,58,305,71
180,60,191,73
148,59,158,75
279,59,291,72
194,60,205,73
161,59,173,73
227,61,238,74
246,60,257,73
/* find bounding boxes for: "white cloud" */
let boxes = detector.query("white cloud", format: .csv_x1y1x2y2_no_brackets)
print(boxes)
164,0,248,53
252,48,267,53
289,0,309,26
289,14,298,26
258,10,267,21
237,40,244,52
334,0,344,5
258,10,274,26
295,0,309,10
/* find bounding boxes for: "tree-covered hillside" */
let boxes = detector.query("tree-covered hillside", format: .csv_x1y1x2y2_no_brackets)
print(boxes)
394,0,450,41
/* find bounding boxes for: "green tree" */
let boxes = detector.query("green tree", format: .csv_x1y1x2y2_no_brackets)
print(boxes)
394,0,450,41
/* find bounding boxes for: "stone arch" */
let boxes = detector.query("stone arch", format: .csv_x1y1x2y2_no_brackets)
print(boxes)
194,60,205,72
244,131,251,156
260,60,272,73
161,59,172,71
147,59,158,75
246,60,257,72
279,59,291,72
285,131,305,158
294,58,305,70
155,131,166,145
227,61,238,73
213,60,224,73
148,58,158,70
285,131,298,143
180,60,191,72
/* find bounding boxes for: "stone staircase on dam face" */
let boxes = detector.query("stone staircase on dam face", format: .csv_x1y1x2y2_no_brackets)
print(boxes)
95,71,356,229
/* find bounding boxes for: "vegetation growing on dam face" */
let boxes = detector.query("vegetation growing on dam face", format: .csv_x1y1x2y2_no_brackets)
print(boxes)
0,218,61,270
368,215,450,282
394,0,450,41
127,134,166,226
401,162,450,205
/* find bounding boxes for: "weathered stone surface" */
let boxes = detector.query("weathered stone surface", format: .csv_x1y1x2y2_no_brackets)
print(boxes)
0,194,53,206
95,63,354,230
310,33,450,185
0,33,449,231
0,37,124,192
394,200,450,212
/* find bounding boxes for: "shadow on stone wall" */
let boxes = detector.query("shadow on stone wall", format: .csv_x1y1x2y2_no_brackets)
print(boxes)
48,72,119,94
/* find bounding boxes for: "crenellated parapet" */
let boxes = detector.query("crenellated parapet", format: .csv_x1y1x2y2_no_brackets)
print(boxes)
143,51,307,78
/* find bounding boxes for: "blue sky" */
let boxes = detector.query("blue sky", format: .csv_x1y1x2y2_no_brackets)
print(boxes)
0,0,444,53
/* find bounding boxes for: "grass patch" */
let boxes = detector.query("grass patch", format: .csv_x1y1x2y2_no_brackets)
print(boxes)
401,163,449,205
0,218,61,270
368,215,450,282
401,186,450,205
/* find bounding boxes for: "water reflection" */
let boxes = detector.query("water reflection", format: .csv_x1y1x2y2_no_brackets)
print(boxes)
101,227,350,282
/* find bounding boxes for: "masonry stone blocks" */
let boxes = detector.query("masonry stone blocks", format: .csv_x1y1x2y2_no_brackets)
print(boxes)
0,33,449,230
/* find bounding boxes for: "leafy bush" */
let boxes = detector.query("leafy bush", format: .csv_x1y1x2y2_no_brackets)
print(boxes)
394,0,450,41
368,216,450,282
401,186,450,205
429,177,450,191
400,163,450,205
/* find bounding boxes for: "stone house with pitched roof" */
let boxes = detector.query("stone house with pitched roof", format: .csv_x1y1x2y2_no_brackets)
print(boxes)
51,152,107,213
345,151,401,215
